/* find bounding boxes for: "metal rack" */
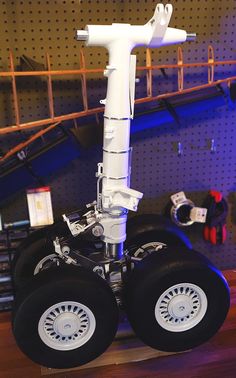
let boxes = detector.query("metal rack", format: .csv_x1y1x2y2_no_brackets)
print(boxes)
0,227,30,311
1,45,236,163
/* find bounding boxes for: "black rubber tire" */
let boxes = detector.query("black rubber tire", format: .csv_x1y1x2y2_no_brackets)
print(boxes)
13,236,58,290
125,214,192,255
12,265,119,369
12,220,68,286
12,221,98,289
124,247,230,352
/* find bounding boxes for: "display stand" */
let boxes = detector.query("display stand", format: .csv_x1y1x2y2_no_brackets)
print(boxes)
41,320,188,375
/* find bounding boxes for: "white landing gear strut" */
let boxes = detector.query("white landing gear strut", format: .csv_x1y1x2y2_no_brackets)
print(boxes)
62,3,196,260
12,5,231,371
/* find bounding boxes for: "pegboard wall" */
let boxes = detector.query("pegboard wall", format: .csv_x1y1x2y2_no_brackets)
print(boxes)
1,0,236,269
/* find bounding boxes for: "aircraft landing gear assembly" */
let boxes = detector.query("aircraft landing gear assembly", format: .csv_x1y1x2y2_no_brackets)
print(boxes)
12,4,230,369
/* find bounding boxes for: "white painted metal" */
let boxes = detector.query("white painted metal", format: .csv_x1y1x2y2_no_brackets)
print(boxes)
53,237,77,264
155,283,208,332
133,241,167,258
170,191,207,227
100,215,127,244
38,301,96,351
171,192,187,207
76,3,195,251
190,207,208,223
33,253,59,275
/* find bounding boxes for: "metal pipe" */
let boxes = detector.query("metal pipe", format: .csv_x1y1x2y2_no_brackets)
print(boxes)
186,33,197,42
105,243,124,260
76,30,89,41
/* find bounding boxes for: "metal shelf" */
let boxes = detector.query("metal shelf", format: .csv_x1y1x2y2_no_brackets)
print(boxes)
0,225,31,311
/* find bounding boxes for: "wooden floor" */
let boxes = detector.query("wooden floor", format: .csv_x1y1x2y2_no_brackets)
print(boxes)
1,270,236,378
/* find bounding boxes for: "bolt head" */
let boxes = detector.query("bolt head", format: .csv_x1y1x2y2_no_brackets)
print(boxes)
92,224,104,237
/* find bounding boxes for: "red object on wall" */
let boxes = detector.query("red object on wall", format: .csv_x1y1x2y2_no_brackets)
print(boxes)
203,190,228,245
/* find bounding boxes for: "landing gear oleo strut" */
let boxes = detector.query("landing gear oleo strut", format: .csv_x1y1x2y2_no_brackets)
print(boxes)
12,4,230,369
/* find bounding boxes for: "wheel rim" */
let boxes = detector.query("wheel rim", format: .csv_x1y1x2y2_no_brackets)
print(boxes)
38,301,96,351
134,242,166,258
155,283,208,332
34,254,60,275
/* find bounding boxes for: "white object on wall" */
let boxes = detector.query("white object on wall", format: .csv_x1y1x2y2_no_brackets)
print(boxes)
27,187,54,227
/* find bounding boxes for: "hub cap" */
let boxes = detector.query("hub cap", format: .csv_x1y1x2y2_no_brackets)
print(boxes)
155,283,208,332
38,301,96,350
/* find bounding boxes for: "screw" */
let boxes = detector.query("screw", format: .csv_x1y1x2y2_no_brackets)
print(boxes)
178,142,183,157
211,139,216,154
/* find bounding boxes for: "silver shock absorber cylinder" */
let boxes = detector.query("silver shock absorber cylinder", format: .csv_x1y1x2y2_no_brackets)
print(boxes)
105,242,124,260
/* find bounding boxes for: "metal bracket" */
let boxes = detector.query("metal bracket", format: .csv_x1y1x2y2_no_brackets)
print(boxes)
63,213,97,237
63,200,101,237
160,68,168,79
147,3,173,47
104,65,116,77
53,237,77,265
72,251,105,279
129,55,136,119
53,237,106,278
102,186,143,212
162,99,181,126
96,162,103,177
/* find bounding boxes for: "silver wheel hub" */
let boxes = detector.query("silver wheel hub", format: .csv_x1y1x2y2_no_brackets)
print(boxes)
168,295,193,318
54,313,81,337
155,283,208,332
38,301,96,351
